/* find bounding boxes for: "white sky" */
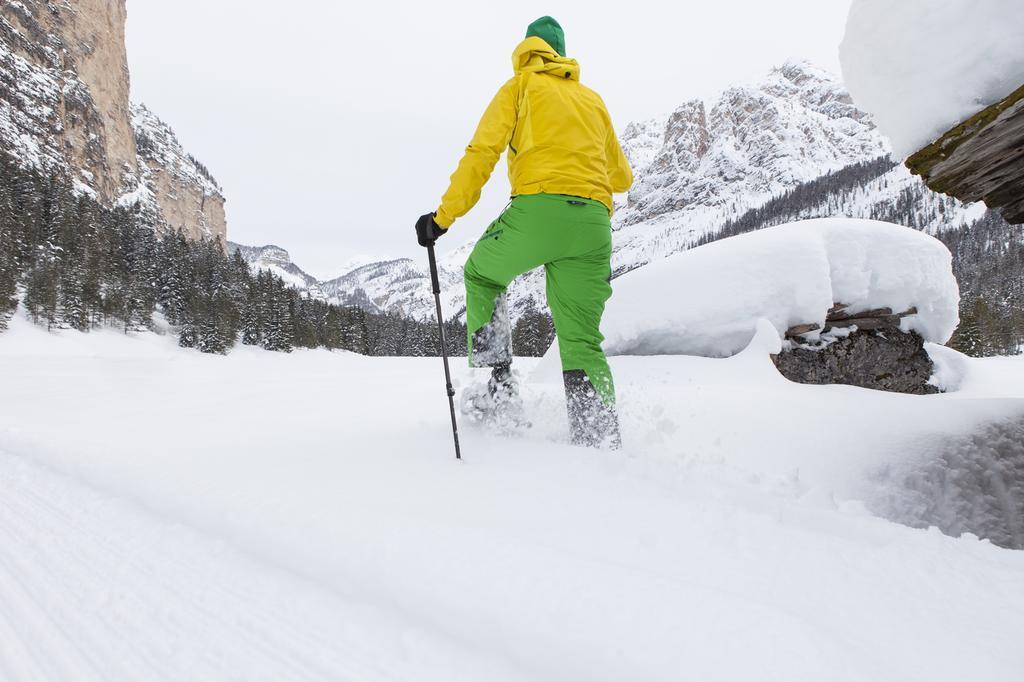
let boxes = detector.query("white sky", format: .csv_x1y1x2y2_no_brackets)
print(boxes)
126,0,852,279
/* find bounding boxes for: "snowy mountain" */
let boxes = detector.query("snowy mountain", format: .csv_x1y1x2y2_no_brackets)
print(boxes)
243,60,985,324
0,0,226,241
226,242,325,298
619,61,882,224
612,60,888,267
228,238,471,318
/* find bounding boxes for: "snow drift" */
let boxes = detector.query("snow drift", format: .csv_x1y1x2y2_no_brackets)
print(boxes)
598,218,959,358
840,0,1024,159
2,312,1024,680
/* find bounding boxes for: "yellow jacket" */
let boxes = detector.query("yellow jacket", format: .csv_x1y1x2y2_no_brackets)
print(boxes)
434,37,633,228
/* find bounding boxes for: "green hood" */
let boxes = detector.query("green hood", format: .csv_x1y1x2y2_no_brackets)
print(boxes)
525,16,565,57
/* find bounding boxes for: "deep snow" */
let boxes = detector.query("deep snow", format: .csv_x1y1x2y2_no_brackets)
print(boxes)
841,0,1024,159
597,219,959,358
2,317,1024,681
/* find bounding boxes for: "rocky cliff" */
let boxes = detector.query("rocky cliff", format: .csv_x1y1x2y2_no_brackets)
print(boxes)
0,0,225,241
129,103,225,240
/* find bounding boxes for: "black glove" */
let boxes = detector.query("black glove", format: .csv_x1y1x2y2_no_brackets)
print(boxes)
415,213,447,247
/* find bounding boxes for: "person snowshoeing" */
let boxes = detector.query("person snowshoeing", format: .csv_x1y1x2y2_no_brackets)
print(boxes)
415,16,633,448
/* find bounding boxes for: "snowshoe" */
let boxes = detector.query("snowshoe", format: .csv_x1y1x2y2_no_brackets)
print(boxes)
460,363,531,434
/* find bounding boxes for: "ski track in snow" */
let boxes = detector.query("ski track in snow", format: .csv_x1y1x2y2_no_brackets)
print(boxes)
0,452,526,682
3,319,1024,681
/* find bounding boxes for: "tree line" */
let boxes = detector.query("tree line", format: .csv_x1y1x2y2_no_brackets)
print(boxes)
0,153,466,357
938,211,1024,356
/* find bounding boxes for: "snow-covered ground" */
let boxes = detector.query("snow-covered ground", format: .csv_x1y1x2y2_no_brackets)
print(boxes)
841,0,1024,159
2,316,1024,681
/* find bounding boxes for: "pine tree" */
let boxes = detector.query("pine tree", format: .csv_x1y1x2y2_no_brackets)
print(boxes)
24,260,58,328
261,275,293,352
240,284,261,346
0,174,19,329
513,309,555,356
157,232,189,325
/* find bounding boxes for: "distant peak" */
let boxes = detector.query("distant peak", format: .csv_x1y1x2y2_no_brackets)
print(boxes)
775,59,839,84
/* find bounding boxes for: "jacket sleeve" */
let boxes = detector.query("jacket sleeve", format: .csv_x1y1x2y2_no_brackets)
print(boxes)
435,78,520,228
605,123,633,194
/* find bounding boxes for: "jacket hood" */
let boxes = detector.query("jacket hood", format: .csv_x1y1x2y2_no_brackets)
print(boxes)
512,37,580,81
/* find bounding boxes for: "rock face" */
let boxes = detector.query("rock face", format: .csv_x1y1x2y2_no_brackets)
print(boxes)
774,304,939,395
130,104,226,241
0,0,226,242
0,0,134,199
906,83,1024,226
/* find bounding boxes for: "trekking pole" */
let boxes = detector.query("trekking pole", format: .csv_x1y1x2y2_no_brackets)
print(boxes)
426,242,462,460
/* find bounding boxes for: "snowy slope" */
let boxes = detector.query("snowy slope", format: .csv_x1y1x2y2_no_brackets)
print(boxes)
2,317,1024,680
319,258,457,317
752,163,988,237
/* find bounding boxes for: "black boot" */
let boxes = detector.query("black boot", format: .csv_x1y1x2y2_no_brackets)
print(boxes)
563,370,621,449
489,362,515,399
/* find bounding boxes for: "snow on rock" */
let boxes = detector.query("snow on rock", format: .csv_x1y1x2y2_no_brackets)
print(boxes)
618,115,667,176
319,254,466,320
840,0,1024,160
598,218,959,358
615,60,887,234
130,103,222,199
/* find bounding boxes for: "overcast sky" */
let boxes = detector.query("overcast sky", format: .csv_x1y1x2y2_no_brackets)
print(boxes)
126,0,852,279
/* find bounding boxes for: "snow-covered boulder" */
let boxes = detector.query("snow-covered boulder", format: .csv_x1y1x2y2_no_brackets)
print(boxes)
839,0,1024,160
599,218,959,358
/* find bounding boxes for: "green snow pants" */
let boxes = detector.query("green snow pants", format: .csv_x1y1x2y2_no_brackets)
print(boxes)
463,193,616,406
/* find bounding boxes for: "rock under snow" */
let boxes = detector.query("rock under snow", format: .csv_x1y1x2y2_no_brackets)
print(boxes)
840,0,1024,160
774,329,939,395
598,218,960,358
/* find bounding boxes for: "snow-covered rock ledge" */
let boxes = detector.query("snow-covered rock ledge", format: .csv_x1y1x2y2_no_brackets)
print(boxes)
592,218,960,394
840,0,1024,161
603,219,958,353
